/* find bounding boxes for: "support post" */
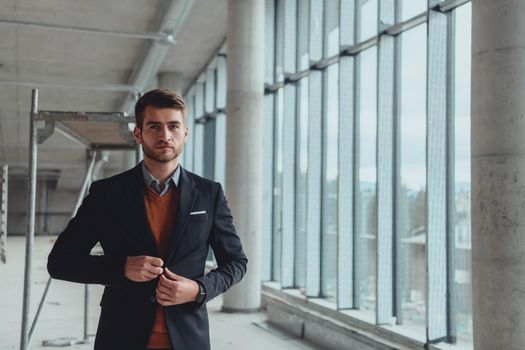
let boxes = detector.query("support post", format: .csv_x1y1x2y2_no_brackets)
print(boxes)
0,164,7,264
222,0,264,311
471,1,525,349
20,88,39,350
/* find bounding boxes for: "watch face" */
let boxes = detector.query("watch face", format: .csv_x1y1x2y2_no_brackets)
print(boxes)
196,293,205,303
196,283,206,303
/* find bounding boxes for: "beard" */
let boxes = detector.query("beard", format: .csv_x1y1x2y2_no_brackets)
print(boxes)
141,141,184,163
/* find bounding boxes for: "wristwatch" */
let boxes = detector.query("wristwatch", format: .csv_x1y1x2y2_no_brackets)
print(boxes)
195,281,206,304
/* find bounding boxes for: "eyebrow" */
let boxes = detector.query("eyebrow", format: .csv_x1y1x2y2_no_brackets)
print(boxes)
145,121,181,126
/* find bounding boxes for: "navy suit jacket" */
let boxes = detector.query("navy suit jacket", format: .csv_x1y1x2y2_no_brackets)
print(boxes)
47,163,248,350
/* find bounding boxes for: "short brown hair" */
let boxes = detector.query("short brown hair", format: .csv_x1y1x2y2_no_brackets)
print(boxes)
134,88,188,129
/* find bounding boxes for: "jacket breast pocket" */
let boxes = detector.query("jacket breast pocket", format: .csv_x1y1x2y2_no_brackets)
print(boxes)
189,212,208,222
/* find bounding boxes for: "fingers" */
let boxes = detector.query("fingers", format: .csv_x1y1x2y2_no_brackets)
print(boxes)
156,288,172,301
145,265,163,276
145,256,164,267
144,271,158,280
163,267,183,281
124,255,164,282
157,279,174,294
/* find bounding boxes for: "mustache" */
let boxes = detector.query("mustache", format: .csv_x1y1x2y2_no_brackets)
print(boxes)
155,141,174,147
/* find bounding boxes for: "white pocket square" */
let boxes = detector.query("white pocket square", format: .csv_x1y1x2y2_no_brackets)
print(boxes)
190,210,206,215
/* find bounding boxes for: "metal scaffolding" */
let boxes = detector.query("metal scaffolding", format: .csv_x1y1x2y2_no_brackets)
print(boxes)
20,89,136,350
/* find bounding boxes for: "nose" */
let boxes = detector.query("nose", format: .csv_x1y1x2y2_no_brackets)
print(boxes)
160,126,172,141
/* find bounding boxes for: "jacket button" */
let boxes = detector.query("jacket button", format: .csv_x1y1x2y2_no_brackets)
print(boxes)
150,296,156,303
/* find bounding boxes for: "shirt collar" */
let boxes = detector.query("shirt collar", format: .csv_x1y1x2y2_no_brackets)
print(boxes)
141,162,180,195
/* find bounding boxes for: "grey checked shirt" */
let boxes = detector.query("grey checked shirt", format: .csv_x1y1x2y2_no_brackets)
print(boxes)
141,162,180,196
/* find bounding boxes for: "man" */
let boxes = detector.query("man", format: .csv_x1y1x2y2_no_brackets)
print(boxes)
47,89,247,350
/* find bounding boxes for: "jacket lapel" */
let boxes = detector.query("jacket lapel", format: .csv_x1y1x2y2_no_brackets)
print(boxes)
124,163,158,256
166,167,197,263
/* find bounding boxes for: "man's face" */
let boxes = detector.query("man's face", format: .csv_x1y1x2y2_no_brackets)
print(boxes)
133,105,188,164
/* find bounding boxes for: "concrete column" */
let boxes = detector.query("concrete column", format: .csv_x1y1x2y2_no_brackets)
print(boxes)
471,1,525,349
222,0,264,312
158,72,185,95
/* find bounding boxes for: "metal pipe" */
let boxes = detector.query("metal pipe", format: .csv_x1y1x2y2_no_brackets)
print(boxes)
0,79,138,93
36,111,132,123
83,284,89,341
27,277,52,342
20,89,39,350
0,19,174,41
118,0,194,115
0,164,8,264
27,153,97,346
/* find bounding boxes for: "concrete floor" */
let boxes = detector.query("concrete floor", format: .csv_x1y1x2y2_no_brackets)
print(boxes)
0,236,320,350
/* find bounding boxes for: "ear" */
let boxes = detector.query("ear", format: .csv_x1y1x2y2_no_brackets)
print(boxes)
133,127,142,145
183,126,189,144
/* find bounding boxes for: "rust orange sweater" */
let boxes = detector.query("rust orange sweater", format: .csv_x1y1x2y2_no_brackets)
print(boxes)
144,185,180,349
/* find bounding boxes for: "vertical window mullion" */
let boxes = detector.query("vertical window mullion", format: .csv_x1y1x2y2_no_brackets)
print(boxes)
446,8,457,344
263,0,276,283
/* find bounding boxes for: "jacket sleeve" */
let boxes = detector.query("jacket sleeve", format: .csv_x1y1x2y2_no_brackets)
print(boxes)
195,184,248,307
47,181,127,286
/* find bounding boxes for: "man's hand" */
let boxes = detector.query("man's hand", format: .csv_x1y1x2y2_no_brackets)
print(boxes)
124,255,164,282
155,268,199,306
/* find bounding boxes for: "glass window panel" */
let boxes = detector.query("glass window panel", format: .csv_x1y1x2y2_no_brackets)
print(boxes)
265,0,276,84
295,77,309,291
195,83,205,119
272,88,285,282
193,122,204,176
356,46,377,313
397,24,427,331
401,0,426,22
454,3,473,347
360,0,378,42
214,113,226,187
275,0,285,82
309,0,324,63
324,0,340,57
183,93,195,171
297,0,310,71
321,63,339,302
202,120,216,180
283,0,297,74
262,94,276,281
205,67,216,114
216,56,227,109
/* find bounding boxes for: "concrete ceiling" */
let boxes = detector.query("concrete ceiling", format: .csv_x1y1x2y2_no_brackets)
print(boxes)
0,0,228,186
